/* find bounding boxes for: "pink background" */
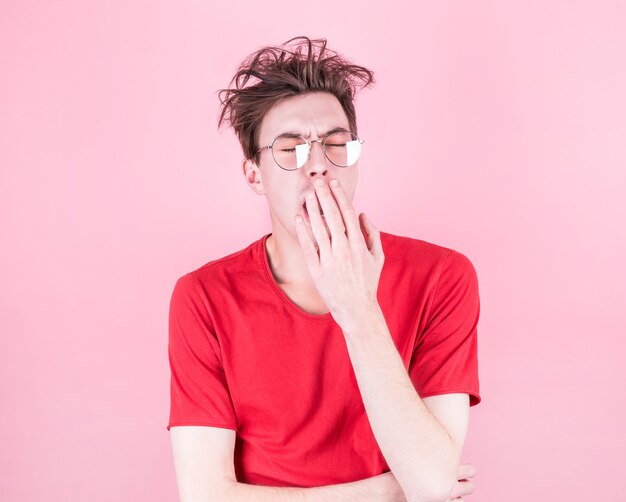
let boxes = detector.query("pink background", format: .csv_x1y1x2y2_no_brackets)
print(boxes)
2,1,625,501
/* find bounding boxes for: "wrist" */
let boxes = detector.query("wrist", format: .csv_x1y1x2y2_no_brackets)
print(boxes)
340,301,386,338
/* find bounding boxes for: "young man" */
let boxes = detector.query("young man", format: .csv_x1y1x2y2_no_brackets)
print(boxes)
167,36,481,502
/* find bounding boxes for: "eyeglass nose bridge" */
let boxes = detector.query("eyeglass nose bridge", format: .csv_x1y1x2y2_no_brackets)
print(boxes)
302,138,330,160
299,137,331,167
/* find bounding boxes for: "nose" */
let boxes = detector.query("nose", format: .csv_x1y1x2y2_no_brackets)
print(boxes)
303,140,328,176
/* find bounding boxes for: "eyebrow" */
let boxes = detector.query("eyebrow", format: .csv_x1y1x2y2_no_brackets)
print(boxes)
277,126,351,139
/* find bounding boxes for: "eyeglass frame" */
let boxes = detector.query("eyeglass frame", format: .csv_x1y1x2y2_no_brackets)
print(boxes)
254,129,365,171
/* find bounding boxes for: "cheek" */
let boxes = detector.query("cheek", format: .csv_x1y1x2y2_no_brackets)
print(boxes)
343,171,358,192
267,187,297,214
344,182,357,202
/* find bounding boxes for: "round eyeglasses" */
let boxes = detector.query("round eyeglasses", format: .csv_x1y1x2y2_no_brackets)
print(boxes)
255,130,365,171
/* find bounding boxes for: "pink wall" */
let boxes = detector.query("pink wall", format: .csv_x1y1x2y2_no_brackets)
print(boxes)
2,1,625,501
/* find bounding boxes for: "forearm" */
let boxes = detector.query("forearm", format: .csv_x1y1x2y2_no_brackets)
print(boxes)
217,471,406,502
342,305,457,502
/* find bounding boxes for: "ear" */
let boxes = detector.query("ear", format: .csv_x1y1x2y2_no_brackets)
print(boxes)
242,157,266,195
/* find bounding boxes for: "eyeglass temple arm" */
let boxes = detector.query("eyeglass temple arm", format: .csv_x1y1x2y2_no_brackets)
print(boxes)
255,145,272,155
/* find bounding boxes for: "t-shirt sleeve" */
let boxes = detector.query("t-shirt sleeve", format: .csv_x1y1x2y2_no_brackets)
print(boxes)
167,273,238,431
409,249,482,407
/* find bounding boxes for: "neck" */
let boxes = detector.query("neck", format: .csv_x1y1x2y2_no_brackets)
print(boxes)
264,221,316,288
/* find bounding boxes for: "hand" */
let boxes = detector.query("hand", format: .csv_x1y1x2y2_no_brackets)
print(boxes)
293,178,384,330
445,462,477,501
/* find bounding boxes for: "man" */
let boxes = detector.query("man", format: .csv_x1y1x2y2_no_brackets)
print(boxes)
167,36,481,502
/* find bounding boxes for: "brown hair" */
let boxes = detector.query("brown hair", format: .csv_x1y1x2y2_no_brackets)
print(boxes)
217,36,375,164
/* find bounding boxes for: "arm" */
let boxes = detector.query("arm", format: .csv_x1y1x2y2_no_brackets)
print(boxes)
169,425,408,502
289,176,478,501
220,471,406,502
342,306,465,502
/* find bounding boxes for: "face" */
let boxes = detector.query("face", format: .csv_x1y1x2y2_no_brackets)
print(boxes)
243,91,359,243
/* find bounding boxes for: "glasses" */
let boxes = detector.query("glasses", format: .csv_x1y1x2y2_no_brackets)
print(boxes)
255,130,365,171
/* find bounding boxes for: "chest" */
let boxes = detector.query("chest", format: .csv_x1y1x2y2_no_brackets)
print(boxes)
279,283,330,316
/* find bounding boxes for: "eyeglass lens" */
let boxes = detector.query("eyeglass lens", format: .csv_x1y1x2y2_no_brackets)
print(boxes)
271,131,362,170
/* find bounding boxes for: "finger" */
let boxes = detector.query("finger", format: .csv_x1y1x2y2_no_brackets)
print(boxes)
449,479,475,499
328,178,361,244
313,180,347,249
305,189,331,256
457,463,477,480
294,213,321,269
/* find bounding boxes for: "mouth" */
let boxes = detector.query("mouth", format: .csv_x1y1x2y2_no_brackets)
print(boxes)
301,200,324,219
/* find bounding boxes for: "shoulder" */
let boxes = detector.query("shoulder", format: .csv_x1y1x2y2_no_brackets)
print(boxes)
379,229,448,256
379,229,473,268
175,235,264,291
379,230,478,288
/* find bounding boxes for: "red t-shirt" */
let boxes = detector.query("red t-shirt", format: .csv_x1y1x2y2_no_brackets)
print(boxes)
167,230,481,487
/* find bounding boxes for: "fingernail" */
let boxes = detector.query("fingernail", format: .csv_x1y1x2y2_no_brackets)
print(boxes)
315,179,325,187
330,179,339,186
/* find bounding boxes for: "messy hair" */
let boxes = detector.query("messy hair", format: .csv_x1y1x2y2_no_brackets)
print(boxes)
217,36,375,164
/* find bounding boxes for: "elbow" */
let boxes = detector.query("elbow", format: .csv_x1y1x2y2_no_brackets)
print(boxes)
429,469,461,502
405,494,443,502
403,445,461,502
430,486,455,502
405,474,457,502
406,493,449,502
405,486,450,502
212,479,239,502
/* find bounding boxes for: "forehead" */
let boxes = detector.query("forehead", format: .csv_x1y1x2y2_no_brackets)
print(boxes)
259,92,350,141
